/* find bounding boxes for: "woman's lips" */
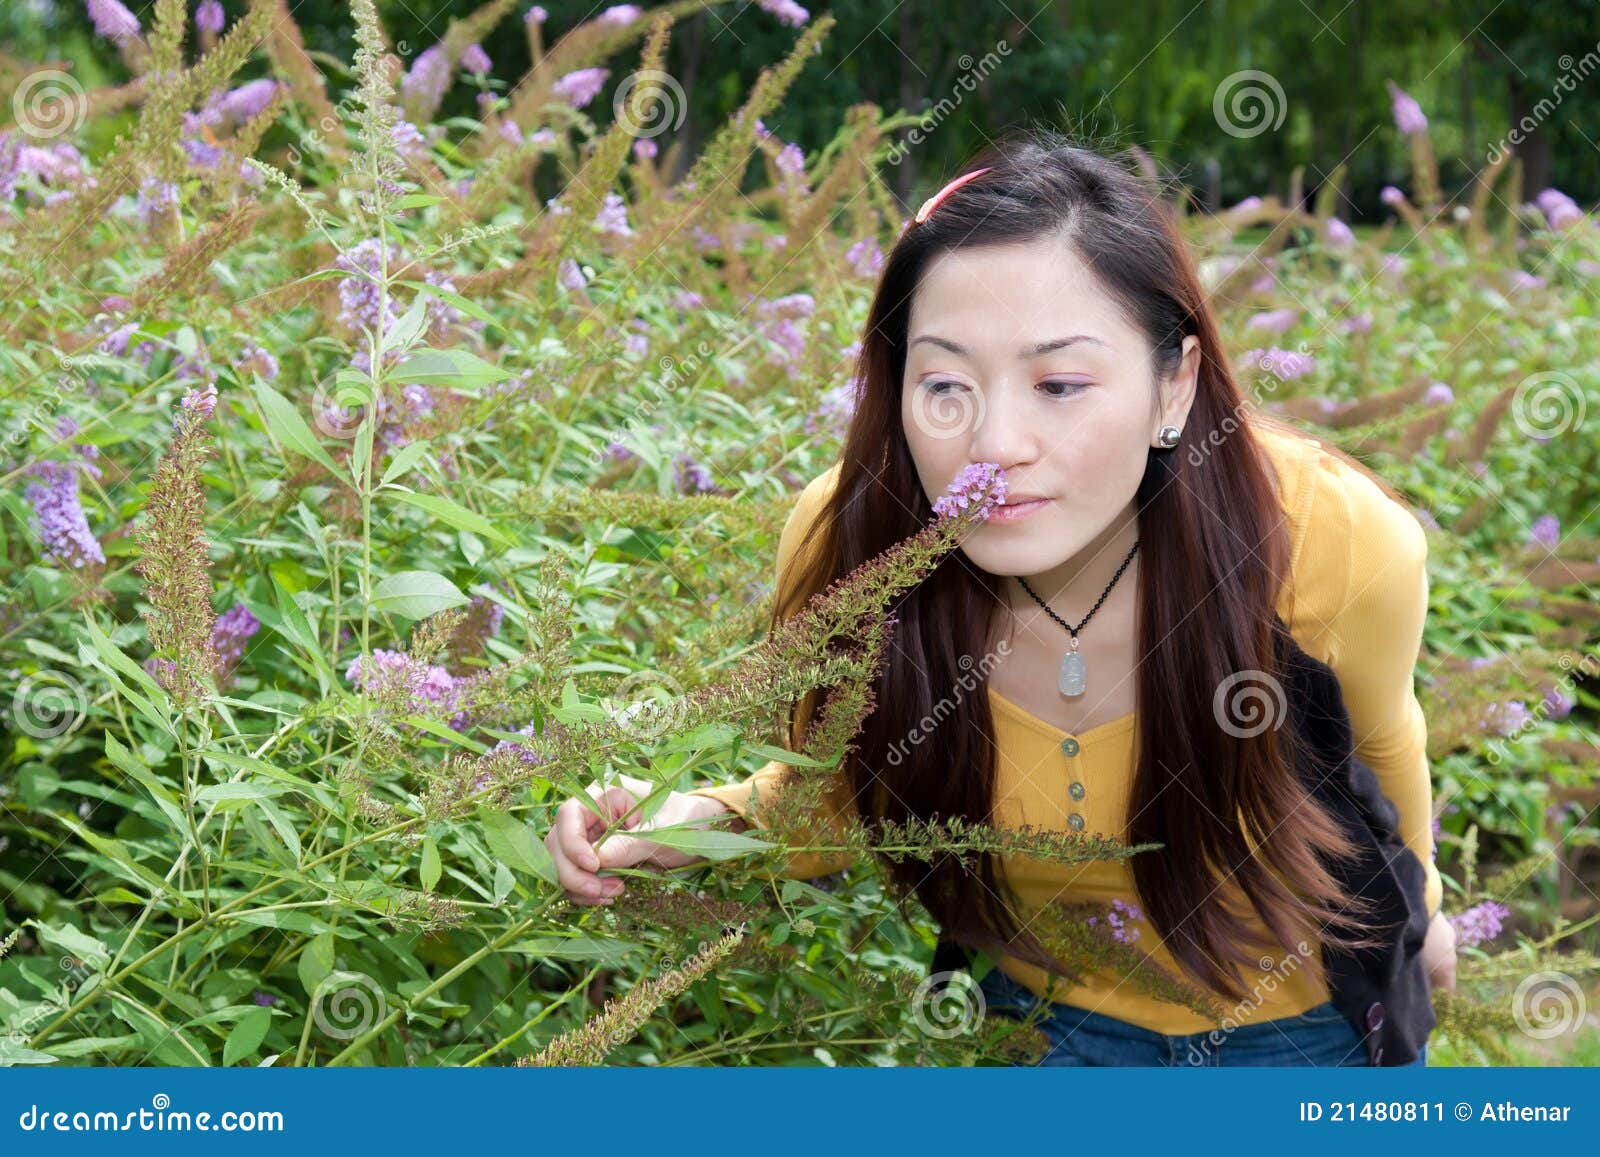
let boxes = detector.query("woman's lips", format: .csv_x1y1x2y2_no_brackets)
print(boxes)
987,497,1052,523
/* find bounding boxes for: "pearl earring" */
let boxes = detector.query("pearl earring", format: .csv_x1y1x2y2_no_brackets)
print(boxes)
1157,425,1182,449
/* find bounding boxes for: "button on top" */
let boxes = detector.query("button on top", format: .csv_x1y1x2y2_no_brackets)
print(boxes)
1059,737,1080,756
1067,813,1086,831
1068,781,1086,800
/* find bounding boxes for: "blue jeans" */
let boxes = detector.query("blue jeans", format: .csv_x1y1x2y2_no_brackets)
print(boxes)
976,965,1428,1067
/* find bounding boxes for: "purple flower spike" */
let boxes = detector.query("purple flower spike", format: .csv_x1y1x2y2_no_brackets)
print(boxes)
932,462,1008,521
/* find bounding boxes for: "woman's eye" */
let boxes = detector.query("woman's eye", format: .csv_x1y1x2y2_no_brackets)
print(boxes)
1040,380,1089,398
921,378,965,395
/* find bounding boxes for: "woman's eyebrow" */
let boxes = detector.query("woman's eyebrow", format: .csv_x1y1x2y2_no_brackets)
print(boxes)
909,333,1109,357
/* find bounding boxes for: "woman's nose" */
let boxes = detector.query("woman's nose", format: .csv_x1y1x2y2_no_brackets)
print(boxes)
968,383,1039,467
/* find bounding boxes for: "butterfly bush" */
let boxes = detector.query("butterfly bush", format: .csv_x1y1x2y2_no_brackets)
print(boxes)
0,1,1592,1071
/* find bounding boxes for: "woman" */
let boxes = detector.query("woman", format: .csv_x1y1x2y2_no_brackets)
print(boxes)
545,129,1456,1066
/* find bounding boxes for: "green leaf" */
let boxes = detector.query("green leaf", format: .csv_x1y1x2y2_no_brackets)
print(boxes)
196,783,292,805
371,570,469,620
620,824,776,861
391,347,514,392
222,1006,272,1066
380,439,432,485
0,1039,59,1066
420,838,441,892
251,379,343,478
389,491,514,547
492,861,515,904
298,932,336,998
392,193,444,209
480,810,559,885
30,920,110,971
103,734,186,831
396,279,498,329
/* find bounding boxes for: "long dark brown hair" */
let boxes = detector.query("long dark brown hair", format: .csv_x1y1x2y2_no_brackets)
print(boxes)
773,128,1400,1002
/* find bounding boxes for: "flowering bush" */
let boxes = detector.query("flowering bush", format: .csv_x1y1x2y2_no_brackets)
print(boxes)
0,5,1596,1068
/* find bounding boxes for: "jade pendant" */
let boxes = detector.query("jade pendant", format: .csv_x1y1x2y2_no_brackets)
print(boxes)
1058,649,1087,697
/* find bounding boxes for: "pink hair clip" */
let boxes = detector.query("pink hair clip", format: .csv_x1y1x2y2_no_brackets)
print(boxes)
913,166,991,225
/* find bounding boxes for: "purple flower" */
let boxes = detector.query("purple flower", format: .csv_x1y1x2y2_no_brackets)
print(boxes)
401,44,453,120
1535,188,1583,231
216,79,279,123
598,4,642,24
932,462,1007,521
757,292,814,319
1387,80,1427,134
212,603,261,675
25,460,104,569
552,68,608,109
1340,312,1373,334
845,237,883,278
491,722,549,766
196,1,225,35
1480,699,1529,738
1508,270,1546,294
1449,900,1510,948
557,258,587,291
334,238,404,336
1528,514,1560,550
775,142,807,188
1247,308,1298,334
1228,196,1262,214
1380,185,1405,207
1086,898,1143,945
180,382,219,418
87,0,141,41
1541,683,1575,720
1242,346,1316,382
134,177,178,225
251,989,281,1007
632,138,658,160
593,191,633,237
623,331,649,358
605,441,637,464
1325,217,1355,248
238,341,279,381
673,452,714,494
526,5,548,24
757,0,811,26
804,377,860,441
460,43,492,77
671,289,704,311
1422,381,1454,406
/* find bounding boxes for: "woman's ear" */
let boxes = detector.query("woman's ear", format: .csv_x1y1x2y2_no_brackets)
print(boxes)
1156,334,1202,436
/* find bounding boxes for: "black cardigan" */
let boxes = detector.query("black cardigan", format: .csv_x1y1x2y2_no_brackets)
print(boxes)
929,618,1437,1066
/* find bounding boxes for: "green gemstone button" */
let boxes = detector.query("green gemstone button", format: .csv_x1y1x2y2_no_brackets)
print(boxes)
1059,737,1080,756
1068,781,1086,800
1067,813,1086,831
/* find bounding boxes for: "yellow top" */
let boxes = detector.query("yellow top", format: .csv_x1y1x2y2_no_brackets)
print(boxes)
688,421,1443,1033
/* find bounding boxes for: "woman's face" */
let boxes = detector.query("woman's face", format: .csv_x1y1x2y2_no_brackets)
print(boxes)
899,237,1199,583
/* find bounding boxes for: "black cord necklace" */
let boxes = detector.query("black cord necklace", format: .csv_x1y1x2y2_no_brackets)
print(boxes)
1015,539,1140,698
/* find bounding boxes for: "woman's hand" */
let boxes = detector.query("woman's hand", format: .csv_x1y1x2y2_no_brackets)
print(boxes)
544,772,734,906
1421,909,1457,994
